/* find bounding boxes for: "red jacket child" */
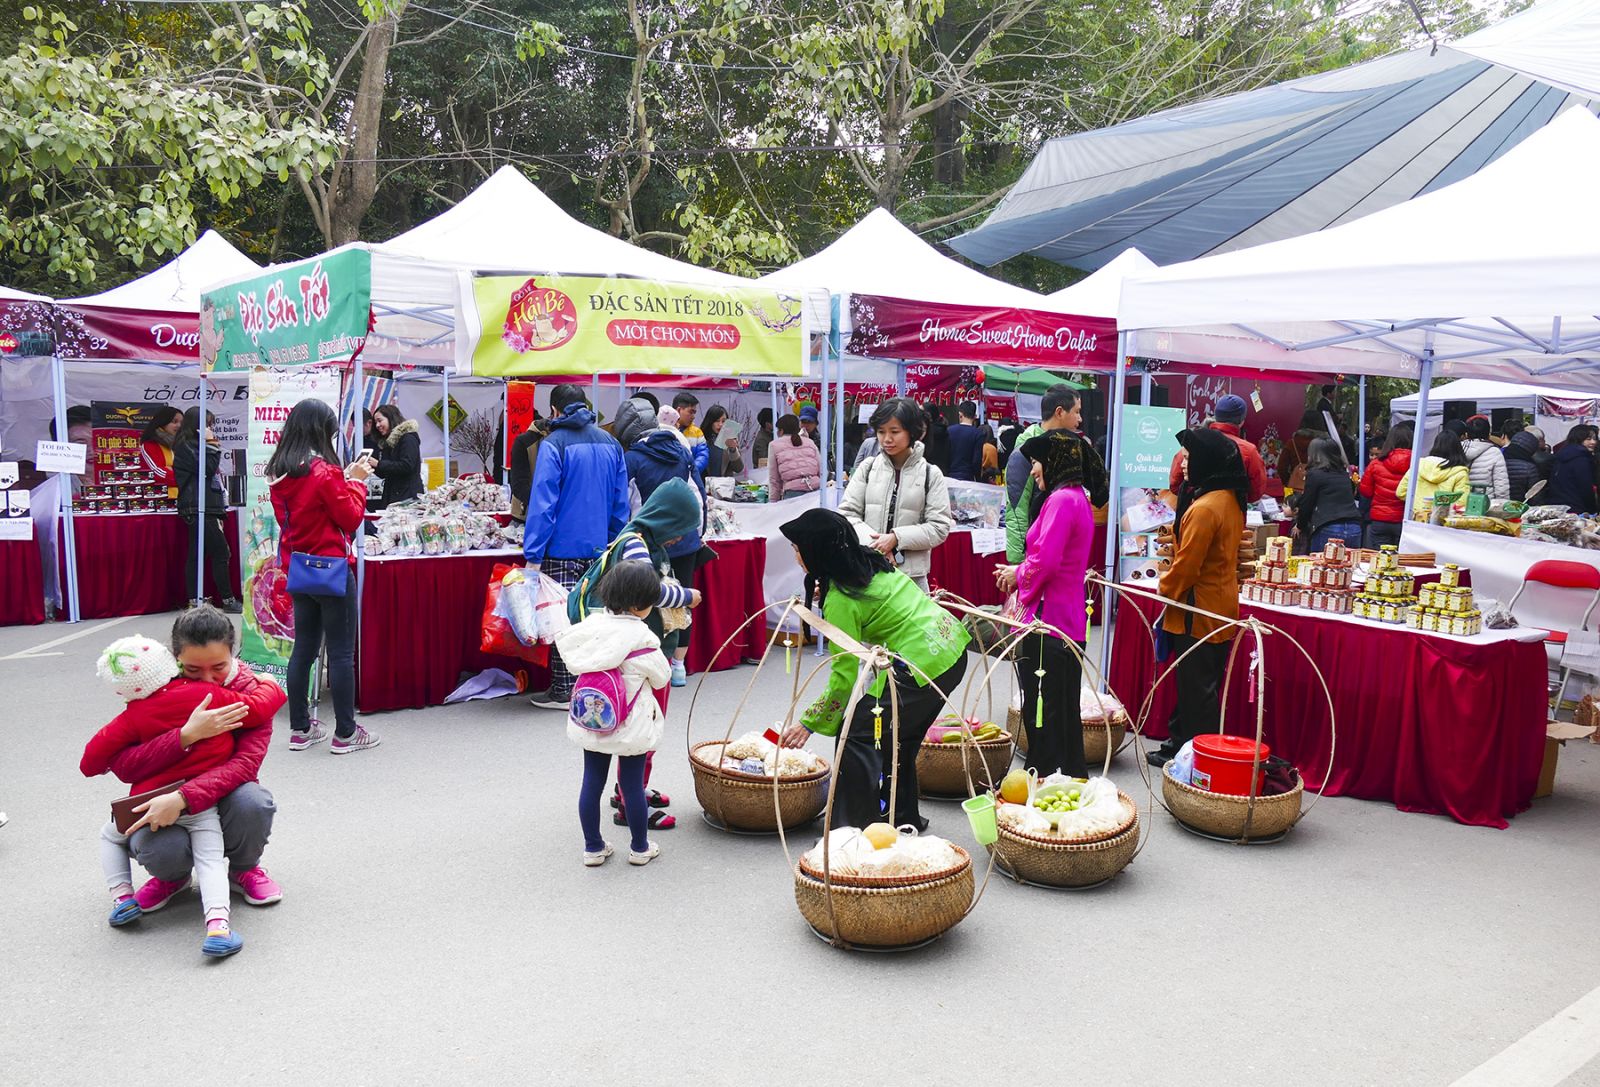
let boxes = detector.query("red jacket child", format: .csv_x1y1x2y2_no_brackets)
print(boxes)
102,660,285,814
80,636,284,806
1359,447,1414,525
270,457,367,570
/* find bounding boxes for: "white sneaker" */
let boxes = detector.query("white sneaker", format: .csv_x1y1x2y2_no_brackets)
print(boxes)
628,842,661,866
583,843,614,868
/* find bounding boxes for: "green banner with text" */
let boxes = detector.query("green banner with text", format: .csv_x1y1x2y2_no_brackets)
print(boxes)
469,274,806,377
203,248,371,372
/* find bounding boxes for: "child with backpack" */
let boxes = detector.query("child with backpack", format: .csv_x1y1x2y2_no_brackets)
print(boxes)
555,560,673,867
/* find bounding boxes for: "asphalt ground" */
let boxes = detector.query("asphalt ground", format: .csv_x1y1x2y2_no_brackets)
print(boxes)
2,611,1598,1086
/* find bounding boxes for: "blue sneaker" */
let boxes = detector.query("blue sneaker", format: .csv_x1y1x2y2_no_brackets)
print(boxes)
108,897,142,927
670,659,687,687
201,924,244,958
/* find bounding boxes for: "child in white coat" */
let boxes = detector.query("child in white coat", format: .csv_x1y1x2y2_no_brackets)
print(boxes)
555,560,672,867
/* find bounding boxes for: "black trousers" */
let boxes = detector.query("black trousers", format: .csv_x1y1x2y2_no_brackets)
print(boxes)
834,656,967,829
287,571,358,739
1015,632,1087,778
180,510,233,602
1162,632,1232,753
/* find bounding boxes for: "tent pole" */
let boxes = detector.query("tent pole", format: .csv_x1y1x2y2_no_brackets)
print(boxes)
1140,371,1152,406
1358,376,1368,474
896,362,907,397
194,380,207,604
835,310,847,482
1402,343,1434,524
820,295,837,509
442,365,451,485
50,354,81,623
354,354,366,650
1097,334,1131,685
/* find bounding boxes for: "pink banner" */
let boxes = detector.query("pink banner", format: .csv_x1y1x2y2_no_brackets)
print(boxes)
54,305,202,362
848,293,1116,370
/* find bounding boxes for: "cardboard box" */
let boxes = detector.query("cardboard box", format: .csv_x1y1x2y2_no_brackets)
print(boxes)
1248,522,1280,554
1537,721,1597,799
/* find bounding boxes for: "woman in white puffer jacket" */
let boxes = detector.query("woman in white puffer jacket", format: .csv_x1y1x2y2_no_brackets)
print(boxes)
1463,415,1510,501
840,398,953,590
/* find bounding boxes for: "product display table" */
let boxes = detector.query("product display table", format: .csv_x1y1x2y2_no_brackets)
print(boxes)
0,537,46,625
356,537,769,714
1107,588,1548,828
61,511,243,619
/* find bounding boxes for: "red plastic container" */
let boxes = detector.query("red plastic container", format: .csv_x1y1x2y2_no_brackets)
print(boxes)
1190,735,1270,796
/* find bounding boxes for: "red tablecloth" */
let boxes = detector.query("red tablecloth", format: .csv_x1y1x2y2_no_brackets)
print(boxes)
357,538,769,714
62,512,242,620
1107,590,1546,828
929,524,1110,620
685,537,768,674
0,538,46,625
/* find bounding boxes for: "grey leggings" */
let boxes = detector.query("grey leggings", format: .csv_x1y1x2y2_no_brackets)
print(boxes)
128,781,276,880
103,806,228,914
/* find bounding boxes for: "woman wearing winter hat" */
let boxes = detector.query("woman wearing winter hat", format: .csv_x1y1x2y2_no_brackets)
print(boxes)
1147,428,1248,768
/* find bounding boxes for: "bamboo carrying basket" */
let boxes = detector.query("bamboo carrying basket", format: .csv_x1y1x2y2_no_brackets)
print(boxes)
1160,766,1304,840
689,741,829,832
1006,705,1128,764
916,734,1014,797
991,792,1140,888
794,847,975,948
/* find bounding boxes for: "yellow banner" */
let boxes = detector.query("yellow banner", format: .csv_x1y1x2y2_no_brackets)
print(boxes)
469,274,806,377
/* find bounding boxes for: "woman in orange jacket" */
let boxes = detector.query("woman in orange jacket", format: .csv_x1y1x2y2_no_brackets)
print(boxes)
1148,427,1249,767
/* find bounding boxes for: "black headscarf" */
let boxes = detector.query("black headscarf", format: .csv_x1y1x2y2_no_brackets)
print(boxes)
1174,427,1249,544
780,508,894,612
1020,430,1109,520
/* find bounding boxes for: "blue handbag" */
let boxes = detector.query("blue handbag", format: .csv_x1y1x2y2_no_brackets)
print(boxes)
282,502,349,596
287,552,347,596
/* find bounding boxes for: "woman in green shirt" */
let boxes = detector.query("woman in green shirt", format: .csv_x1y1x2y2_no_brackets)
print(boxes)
778,509,970,830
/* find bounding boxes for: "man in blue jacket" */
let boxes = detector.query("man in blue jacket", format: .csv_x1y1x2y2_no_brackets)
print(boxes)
946,401,985,482
524,383,630,708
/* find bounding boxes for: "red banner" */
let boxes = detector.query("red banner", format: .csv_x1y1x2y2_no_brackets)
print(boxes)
848,293,1116,370
54,305,202,363
504,381,538,470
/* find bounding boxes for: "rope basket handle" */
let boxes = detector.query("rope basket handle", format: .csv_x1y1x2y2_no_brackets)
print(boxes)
772,601,1001,948
930,590,1156,865
1091,572,1339,841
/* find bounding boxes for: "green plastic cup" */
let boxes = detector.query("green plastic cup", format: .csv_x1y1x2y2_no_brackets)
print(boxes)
962,793,998,846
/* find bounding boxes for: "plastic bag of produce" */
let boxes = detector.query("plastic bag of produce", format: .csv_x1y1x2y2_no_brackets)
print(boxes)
857,834,961,877
802,827,873,876
1079,686,1127,723
496,568,540,645
479,563,548,663
534,573,571,642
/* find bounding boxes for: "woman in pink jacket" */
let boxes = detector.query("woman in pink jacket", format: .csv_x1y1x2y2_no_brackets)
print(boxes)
995,429,1104,778
768,413,822,499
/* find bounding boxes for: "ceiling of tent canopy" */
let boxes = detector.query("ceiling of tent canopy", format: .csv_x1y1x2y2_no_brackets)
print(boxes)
950,0,1600,271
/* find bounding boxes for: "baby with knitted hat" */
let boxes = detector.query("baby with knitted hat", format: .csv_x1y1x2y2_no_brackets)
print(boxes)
80,634,257,958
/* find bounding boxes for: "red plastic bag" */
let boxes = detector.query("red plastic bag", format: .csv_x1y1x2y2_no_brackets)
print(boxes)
481,563,548,664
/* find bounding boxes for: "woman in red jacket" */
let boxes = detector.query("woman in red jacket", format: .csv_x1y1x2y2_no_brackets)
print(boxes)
139,406,182,500
267,399,379,754
1359,422,1414,549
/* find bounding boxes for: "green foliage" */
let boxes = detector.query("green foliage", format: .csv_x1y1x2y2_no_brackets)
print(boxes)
0,4,337,288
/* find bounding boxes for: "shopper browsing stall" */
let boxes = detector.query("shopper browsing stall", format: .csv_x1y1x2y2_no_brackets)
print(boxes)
371,405,424,508
672,392,709,475
768,414,822,499
1395,429,1471,517
1167,395,1266,502
946,401,985,482
174,408,241,614
841,398,952,591
1546,425,1598,513
1462,416,1510,501
524,384,631,710
752,407,775,466
626,416,709,687
1147,428,1248,768
994,429,1105,778
1005,384,1091,563
1293,438,1363,552
778,508,969,830
702,405,744,478
1500,421,1548,502
1359,422,1413,548
268,399,379,755
139,406,182,501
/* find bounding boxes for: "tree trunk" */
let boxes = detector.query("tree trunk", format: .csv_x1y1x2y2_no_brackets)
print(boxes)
932,98,967,187
327,8,401,246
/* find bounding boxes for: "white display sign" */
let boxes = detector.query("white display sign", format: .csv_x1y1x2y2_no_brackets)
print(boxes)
35,440,87,475
968,527,1007,555
0,461,16,489
0,488,32,539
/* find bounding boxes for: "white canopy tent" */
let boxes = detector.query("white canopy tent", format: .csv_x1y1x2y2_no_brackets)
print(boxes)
1046,248,1156,318
63,230,259,317
1389,377,1599,419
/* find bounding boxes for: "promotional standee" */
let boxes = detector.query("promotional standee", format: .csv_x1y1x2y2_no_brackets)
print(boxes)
238,368,343,684
1115,405,1184,582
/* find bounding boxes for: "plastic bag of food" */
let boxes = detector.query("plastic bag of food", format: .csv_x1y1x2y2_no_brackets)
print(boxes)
997,801,1051,835
495,568,540,646
802,827,873,876
533,573,571,642
857,834,961,877
1078,686,1127,723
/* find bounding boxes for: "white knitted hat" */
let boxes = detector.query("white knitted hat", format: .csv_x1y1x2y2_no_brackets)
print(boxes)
97,635,180,701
